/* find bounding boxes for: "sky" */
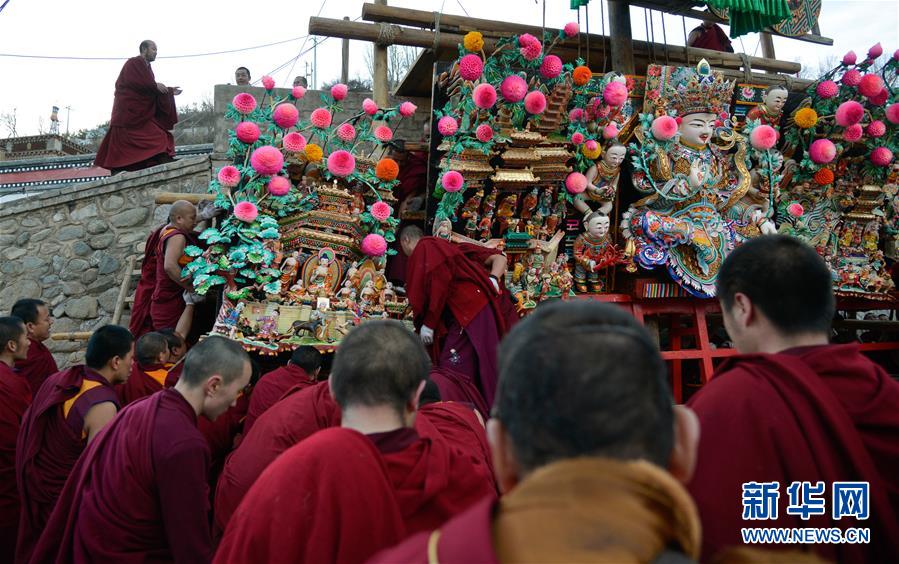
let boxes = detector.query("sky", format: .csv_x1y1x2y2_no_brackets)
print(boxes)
0,0,897,137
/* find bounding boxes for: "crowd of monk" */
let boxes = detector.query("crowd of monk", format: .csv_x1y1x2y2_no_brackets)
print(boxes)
0,229,897,562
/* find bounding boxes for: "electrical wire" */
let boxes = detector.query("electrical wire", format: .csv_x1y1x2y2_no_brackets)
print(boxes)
279,0,330,86
0,0,11,15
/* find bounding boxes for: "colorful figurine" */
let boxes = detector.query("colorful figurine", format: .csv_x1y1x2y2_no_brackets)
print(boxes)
573,212,624,293
574,142,627,217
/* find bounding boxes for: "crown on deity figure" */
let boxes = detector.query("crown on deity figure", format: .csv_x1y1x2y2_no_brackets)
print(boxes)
667,59,735,117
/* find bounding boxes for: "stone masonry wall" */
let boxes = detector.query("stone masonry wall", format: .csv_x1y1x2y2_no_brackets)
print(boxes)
0,156,211,367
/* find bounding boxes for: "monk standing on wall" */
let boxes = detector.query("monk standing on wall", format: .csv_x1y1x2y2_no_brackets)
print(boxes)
95,40,181,174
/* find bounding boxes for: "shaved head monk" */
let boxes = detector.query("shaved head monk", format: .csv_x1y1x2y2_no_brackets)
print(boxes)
151,200,199,333
94,40,181,174
688,235,899,562
15,324,133,562
0,317,32,559
243,345,321,433
215,320,496,563
116,332,171,406
373,300,704,563
400,225,516,410
11,299,57,395
31,336,251,563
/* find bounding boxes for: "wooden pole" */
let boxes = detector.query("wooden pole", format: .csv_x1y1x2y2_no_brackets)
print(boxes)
154,192,215,205
760,32,776,75
373,0,389,106
607,1,635,74
341,16,350,84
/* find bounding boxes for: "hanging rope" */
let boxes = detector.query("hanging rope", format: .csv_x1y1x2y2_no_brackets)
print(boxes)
585,4,590,67
577,7,582,60
649,9,657,63
661,10,670,65
599,0,606,72
542,0,546,45
377,23,399,47
644,9,653,64
681,16,690,66
738,53,752,83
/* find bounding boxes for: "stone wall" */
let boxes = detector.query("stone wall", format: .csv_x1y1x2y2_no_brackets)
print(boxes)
0,156,211,367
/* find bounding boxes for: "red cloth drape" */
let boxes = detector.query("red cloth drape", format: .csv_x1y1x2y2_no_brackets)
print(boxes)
0,364,31,561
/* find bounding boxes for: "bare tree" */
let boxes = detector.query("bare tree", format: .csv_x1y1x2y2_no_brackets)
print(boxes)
796,55,839,79
1,108,17,137
365,45,422,90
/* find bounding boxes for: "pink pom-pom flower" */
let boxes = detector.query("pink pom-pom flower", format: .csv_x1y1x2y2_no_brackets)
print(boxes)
867,120,886,138
816,80,839,99
361,233,388,257
374,125,394,142
292,86,306,100
310,108,332,129
217,165,240,187
842,69,862,87
261,76,275,90
234,201,259,223
843,124,863,142
476,124,494,142
473,83,498,109
842,51,857,66
750,125,778,150
868,88,889,106
362,98,378,116
565,172,588,194
272,103,299,129
603,81,628,107
871,147,894,166
787,202,804,217
518,33,542,61
809,138,837,164
330,83,348,101
868,42,883,59
441,170,464,192
370,201,393,222
651,115,678,141
886,103,899,124
585,139,599,152
326,150,356,177
437,116,458,136
399,101,417,117
836,101,865,126
603,124,619,140
267,176,291,196
858,74,884,98
337,123,356,142
540,55,563,79
235,121,261,144
459,54,484,81
571,131,585,145
524,90,547,114
500,75,528,102
569,108,585,122
563,22,579,37
232,92,257,115
250,146,284,176
282,132,306,152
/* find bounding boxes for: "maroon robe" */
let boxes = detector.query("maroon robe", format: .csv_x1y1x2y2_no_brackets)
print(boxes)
689,23,734,52
243,363,316,434
150,226,195,331
215,427,406,564
14,339,58,397
214,381,339,535
406,237,516,408
15,366,119,563
128,226,164,339
386,150,429,283
199,392,250,508
115,361,169,406
417,401,496,492
427,366,490,419
31,389,212,563
687,344,899,562
94,56,177,171
0,363,31,560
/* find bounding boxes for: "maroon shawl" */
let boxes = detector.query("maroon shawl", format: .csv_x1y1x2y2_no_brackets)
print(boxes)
128,226,163,339
14,339,58,397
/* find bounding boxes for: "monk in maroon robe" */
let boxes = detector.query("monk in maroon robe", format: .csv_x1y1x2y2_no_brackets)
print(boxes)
215,320,495,563
128,226,164,339
30,336,251,563
115,332,171,406
243,346,321,434
401,226,516,409
372,301,705,563
687,235,899,562
0,318,32,560
687,21,734,52
386,144,429,283
150,201,198,332
427,365,489,419
15,326,133,563
94,40,180,173
11,299,57,396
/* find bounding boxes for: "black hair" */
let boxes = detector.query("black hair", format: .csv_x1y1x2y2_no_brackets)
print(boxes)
716,235,835,335
180,336,250,386
157,328,185,353
85,325,134,370
496,300,673,472
330,320,429,414
0,317,25,351
235,66,251,79
418,379,442,407
136,332,169,366
11,299,46,325
290,346,322,374
139,40,154,53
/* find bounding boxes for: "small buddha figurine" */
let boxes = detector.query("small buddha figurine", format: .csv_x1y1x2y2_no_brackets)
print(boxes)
288,281,307,303
310,256,331,289
573,212,623,293
359,280,377,309
381,282,397,303
746,85,788,130
279,251,301,291
574,141,627,217
337,279,357,305
346,261,360,286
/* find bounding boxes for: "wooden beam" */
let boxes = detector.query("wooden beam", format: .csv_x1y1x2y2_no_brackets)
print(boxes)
760,32,776,75
154,192,215,205
373,0,389,105
608,1,636,74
